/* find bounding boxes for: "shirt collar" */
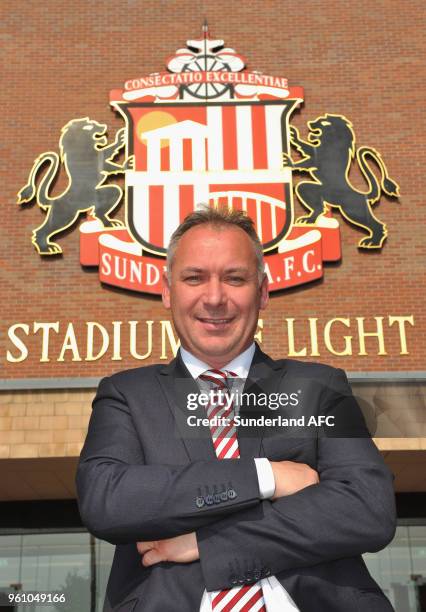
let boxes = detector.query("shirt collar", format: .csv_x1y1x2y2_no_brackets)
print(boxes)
180,343,255,380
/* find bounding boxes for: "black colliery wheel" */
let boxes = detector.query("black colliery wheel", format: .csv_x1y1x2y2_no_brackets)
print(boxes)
180,55,232,100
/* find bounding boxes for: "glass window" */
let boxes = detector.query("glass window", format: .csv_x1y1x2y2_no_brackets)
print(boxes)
364,525,426,611
0,533,91,612
1,526,425,611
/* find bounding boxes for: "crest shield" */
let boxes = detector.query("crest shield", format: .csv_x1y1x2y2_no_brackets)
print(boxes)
75,29,342,294
118,100,295,256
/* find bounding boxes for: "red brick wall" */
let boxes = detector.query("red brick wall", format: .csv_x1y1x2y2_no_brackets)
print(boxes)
1,0,424,378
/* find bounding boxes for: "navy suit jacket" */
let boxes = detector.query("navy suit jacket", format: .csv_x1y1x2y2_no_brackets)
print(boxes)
76,346,396,611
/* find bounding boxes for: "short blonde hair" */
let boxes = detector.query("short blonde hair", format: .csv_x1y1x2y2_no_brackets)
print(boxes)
166,205,265,282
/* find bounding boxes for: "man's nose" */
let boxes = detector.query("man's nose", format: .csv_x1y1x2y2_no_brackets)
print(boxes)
203,277,226,307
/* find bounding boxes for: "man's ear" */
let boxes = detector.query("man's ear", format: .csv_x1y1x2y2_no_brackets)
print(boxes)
259,273,269,310
162,272,171,309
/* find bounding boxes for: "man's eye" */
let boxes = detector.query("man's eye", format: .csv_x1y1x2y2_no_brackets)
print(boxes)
226,276,246,285
184,275,202,284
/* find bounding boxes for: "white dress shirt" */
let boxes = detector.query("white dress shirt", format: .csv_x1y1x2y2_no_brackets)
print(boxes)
180,344,300,612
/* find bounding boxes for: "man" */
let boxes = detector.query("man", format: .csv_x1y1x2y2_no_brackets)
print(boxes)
76,207,396,612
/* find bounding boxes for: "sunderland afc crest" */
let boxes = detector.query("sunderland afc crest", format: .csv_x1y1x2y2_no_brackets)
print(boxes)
17,26,399,295
111,27,301,272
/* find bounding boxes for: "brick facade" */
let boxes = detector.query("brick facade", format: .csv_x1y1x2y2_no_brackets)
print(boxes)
0,389,92,459
1,0,424,380
1,387,425,498
2,379,426,461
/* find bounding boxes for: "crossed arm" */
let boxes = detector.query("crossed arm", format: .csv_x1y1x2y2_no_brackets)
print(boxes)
136,439,396,592
76,370,396,590
136,460,319,567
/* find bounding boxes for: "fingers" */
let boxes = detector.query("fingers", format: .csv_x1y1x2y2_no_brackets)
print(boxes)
271,460,320,499
136,541,154,554
141,549,163,567
136,541,165,567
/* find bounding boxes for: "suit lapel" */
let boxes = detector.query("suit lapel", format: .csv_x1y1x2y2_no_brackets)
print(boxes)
156,345,286,461
156,353,217,462
237,345,286,458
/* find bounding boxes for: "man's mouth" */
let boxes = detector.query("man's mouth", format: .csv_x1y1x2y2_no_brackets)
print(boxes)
196,317,234,327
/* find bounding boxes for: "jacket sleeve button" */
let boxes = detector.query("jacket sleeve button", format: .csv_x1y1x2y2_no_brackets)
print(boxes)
195,496,205,508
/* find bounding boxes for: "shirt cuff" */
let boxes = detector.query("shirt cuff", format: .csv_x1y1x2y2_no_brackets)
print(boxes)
254,457,275,499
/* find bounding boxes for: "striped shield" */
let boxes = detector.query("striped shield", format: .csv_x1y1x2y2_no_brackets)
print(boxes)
120,101,295,256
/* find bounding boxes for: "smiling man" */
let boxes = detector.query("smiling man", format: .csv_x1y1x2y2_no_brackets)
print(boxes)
77,207,396,612
162,219,268,365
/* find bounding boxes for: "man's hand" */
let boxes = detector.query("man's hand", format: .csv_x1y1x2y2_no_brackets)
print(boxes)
270,460,319,500
135,462,318,565
137,532,199,567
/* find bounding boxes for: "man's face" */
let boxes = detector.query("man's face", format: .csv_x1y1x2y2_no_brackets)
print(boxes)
162,224,268,368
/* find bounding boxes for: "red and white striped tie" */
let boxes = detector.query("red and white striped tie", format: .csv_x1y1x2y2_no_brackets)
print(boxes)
199,369,267,612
